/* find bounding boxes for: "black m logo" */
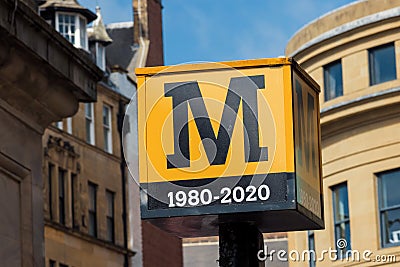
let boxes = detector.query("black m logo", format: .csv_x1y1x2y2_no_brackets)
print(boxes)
164,75,268,169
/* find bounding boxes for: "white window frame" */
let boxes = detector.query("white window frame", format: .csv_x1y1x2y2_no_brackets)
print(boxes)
85,103,95,145
55,12,88,50
103,105,113,153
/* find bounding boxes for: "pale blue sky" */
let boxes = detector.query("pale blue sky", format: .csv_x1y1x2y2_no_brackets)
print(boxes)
79,0,356,65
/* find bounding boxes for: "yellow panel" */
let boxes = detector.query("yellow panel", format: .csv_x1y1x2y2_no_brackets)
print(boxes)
138,62,295,183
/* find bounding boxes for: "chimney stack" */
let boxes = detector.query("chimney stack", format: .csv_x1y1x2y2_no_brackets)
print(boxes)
133,0,164,66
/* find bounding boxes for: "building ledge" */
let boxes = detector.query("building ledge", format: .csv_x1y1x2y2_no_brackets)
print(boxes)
45,220,136,257
0,0,103,130
320,87,400,141
288,6,400,58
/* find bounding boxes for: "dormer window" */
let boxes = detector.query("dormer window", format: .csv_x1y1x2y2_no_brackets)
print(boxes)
88,6,112,71
56,12,88,50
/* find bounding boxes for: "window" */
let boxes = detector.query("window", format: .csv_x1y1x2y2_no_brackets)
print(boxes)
71,173,77,228
59,264,68,267
58,13,76,44
48,163,54,220
378,169,400,248
332,183,351,257
85,103,95,145
56,13,87,49
49,259,56,267
88,182,97,237
308,231,316,267
103,105,113,153
96,43,106,71
55,121,63,130
323,60,343,101
106,190,115,242
66,117,72,134
58,168,66,225
79,17,87,49
369,43,396,85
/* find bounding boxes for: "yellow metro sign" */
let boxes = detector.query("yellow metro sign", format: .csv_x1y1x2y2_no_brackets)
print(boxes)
136,58,323,237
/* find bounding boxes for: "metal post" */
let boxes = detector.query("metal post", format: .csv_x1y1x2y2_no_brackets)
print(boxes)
219,222,264,267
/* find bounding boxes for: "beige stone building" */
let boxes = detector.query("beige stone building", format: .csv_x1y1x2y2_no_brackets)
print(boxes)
286,0,400,266
39,1,136,266
39,1,183,267
0,0,102,266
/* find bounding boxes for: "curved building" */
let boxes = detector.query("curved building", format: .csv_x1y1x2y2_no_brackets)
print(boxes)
286,0,400,266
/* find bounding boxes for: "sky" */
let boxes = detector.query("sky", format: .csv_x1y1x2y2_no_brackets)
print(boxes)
79,0,356,65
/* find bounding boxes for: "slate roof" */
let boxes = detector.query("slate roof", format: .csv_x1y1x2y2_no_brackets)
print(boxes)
105,22,136,70
39,0,97,22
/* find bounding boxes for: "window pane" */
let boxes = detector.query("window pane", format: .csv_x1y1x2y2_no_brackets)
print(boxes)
70,15,75,27
379,169,400,209
58,169,66,225
103,106,110,126
48,163,54,220
71,174,77,228
104,129,110,152
85,103,92,118
103,105,112,153
79,17,87,49
106,217,114,242
369,43,396,85
106,191,114,217
308,231,316,267
96,44,105,70
86,118,92,143
88,182,97,237
332,183,351,258
379,169,400,247
89,212,96,237
324,60,343,101
333,184,349,221
88,183,96,210
381,208,400,247
85,103,94,145
55,121,63,130
66,117,72,134
335,222,351,252
57,14,77,46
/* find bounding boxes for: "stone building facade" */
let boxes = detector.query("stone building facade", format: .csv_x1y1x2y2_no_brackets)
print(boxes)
38,1,136,267
42,83,133,267
285,0,400,266
0,0,102,266
39,0,183,266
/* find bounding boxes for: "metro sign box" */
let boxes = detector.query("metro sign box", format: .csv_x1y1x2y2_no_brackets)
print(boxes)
136,58,324,237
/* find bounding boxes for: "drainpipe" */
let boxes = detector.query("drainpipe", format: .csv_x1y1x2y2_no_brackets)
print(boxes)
118,99,129,267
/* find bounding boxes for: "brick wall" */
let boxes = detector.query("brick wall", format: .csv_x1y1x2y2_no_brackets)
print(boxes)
142,221,183,267
145,0,164,66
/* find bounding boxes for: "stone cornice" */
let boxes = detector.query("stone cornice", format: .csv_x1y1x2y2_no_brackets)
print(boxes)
0,0,103,131
321,88,400,141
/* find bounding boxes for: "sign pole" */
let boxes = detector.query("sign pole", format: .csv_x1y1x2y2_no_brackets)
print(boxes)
219,222,264,267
